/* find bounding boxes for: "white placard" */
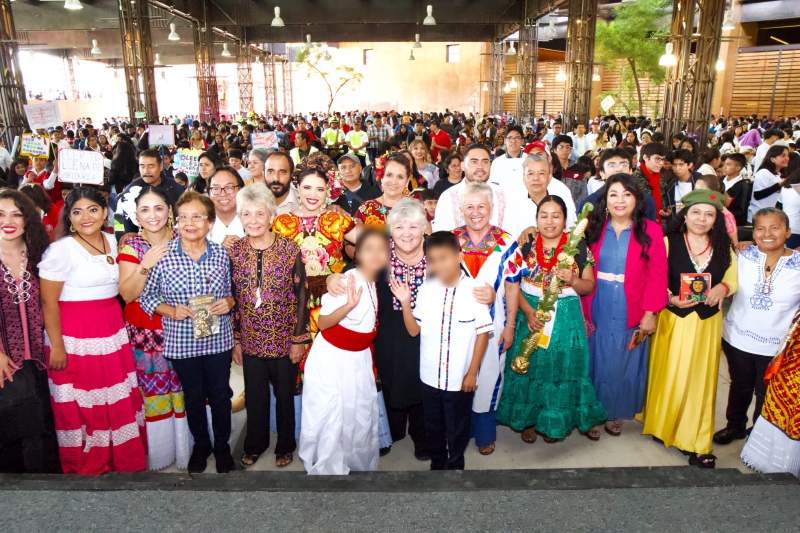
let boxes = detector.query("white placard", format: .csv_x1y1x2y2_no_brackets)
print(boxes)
600,95,616,113
20,133,49,157
23,101,62,130
175,148,202,177
252,131,278,150
58,149,104,185
149,125,175,147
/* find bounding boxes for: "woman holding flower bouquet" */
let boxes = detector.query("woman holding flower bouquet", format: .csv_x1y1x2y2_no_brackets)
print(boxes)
497,196,607,443
355,155,413,231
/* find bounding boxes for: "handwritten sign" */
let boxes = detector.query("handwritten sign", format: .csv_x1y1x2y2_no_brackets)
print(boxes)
252,131,278,150
600,95,616,113
149,125,175,147
20,133,49,157
58,149,104,185
23,101,62,130
174,148,203,177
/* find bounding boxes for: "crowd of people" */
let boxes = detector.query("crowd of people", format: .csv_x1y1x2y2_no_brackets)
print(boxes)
0,108,798,479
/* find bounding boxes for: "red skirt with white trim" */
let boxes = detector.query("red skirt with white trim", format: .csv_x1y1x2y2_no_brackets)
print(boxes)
47,298,147,475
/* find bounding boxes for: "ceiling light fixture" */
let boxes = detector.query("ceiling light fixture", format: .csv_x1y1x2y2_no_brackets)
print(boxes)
715,58,725,71
481,82,489,92
658,42,677,67
555,66,566,82
507,40,516,56
90,39,101,56
64,0,83,10
271,6,285,27
154,53,162,66
592,66,600,82
423,5,436,26
168,22,180,41
503,82,511,94
409,49,415,61
535,79,544,89
509,76,518,89
414,33,422,49
221,42,232,57
721,10,735,32
306,33,311,44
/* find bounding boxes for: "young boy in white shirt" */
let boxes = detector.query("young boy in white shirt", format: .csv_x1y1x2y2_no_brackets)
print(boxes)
390,231,492,470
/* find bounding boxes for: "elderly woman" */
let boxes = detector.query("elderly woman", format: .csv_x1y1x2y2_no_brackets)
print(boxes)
0,190,60,473
452,182,519,455
246,147,270,186
140,191,236,474
229,183,309,469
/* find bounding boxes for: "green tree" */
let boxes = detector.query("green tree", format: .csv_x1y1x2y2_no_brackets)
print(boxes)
595,0,669,116
296,43,364,114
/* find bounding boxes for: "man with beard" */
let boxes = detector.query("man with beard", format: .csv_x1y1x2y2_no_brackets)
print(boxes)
265,151,298,215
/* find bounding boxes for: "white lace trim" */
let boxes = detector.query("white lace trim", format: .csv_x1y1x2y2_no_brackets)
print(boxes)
56,420,144,451
47,327,130,356
741,418,800,477
49,371,139,408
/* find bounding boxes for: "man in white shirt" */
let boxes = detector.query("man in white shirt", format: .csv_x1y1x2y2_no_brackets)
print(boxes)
207,167,245,247
543,121,563,145
752,129,783,171
489,125,526,199
570,123,591,161
505,153,577,239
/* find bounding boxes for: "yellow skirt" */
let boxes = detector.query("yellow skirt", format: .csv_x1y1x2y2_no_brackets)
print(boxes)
641,310,722,455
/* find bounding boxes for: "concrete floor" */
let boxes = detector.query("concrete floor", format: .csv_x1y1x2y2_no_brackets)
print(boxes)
180,353,752,474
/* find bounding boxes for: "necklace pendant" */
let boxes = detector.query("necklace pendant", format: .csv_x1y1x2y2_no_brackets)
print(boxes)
254,287,262,309
106,255,115,265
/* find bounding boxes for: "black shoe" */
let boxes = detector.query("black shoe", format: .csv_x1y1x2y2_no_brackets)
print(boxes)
215,451,235,473
379,446,392,457
414,451,432,462
713,426,747,445
188,447,211,473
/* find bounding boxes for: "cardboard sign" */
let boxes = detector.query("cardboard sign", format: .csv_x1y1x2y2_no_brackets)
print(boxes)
174,148,203,177
149,125,175,147
58,149,104,185
20,133,49,157
600,95,616,113
252,131,278,150
134,111,147,119
23,101,62,130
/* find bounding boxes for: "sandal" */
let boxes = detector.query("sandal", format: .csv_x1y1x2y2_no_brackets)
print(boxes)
240,453,260,468
478,442,496,455
275,453,293,468
521,428,538,444
689,453,716,469
604,421,623,437
585,427,602,441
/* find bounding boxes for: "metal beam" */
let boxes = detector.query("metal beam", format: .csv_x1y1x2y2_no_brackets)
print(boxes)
118,0,159,124
193,2,220,123
660,0,725,147
0,0,27,144
264,44,277,116
515,16,539,121
488,29,506,115
237,44,253,115
562,0,597,129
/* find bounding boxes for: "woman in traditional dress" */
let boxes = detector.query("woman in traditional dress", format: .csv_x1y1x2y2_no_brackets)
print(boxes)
117,186,191,471
40,186,147,475
0,190,60,473
451,181,519,455
498,195,607,443
714,208,800,446
583,174,668,436
355,155,412,230
299,230,390,475
409,138,440,189
741,309,800,478
641,188,737,469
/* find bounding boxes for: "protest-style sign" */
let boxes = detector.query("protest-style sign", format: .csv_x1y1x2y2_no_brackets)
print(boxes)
252,131,279,150
58,149,104,185
174,148,203,177
23,101,62,130
20,133,49,157
149,125,176,147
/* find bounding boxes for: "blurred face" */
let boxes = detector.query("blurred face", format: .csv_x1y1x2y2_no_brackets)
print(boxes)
536,200,566,239
426,246,463,284
296,134,308,149
685,204,717,236
229,157,242,170
239,201,273,239
135,192,170,234
577,124,586,136
381,160,409,200
247,153,265,179
138,155,163,185
447,157,462,179
606,182,636,221
461,192,492,232
69,198,106,237
524,159,551,196
338,157,362,185
600,156,630,179
643,153,665,173
555,141,572,160
753,213,790,253
671,158,692,179
198,157,216,179
177,200,211,242
505,130,523,155
771,149,790,171
0,198,25,241
298,174,327,213
680,140,694,152
411,143,426,161
390,218,425,255
463,148,490,183
722,159,742,177
14,162,26,176
265,155,292,198
356,234,389,274
208,170,240,215
33,158,46,172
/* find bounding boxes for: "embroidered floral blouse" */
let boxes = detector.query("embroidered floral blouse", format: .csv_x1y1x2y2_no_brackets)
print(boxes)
453,225,513,278
388,239,427,311
229,236,310,358
355,199,391,231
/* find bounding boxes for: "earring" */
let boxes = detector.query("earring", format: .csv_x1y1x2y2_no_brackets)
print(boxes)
69,224,75,233
167,216,174,230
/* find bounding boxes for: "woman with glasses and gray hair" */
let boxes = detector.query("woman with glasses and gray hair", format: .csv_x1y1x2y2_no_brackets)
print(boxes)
229,183,309,469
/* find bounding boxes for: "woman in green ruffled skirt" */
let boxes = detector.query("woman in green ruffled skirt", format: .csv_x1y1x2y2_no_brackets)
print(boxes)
497,196,606,443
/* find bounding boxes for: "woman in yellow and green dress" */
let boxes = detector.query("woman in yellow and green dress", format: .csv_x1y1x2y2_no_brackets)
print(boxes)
642,188,737,469
498,195,606,443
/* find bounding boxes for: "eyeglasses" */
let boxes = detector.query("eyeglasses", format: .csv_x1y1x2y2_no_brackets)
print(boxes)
208,185,239,196
506,135,523,141
605,161,631,171
176,214,208,224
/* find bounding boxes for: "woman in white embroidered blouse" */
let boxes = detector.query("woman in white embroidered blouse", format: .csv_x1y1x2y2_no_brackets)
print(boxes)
714,208,800,447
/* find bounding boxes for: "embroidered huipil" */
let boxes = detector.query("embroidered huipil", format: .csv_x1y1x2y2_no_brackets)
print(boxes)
139,239,234,360
229,236,310,358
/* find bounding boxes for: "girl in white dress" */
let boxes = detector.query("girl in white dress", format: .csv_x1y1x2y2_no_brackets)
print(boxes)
299,230,390,475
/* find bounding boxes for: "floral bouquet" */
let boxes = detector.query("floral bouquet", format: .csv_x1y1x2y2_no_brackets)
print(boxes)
510,203,594,375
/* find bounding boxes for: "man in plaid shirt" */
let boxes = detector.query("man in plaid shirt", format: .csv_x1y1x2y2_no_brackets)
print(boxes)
366,114,393,164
